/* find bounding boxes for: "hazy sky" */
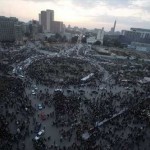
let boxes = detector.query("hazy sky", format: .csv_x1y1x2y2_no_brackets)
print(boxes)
0,0,150,31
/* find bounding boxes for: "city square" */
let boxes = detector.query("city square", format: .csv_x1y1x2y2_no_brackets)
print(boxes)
0,1,150,150
0,41,150,150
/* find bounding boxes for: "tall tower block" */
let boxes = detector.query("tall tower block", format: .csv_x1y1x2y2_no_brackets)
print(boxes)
113,20,116,33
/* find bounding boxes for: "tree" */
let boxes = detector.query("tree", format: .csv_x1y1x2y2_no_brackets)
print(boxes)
71,36,78,43
55,33,62,40
93,40,101,46
81,37,87,43
47,37,57,43
62,35,67,42
114,39,123,48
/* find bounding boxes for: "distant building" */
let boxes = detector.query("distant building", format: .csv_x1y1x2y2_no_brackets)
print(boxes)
22,20,42,40
97,28,104,45
109,20,117,35
39,9,64,33
51,21,64,33
0,16,24,42
14,23,23,41
39,9,54,32
113,20,116,33
87,28,104,45
29,20,42,39
131,28,150,33
121,28,150,44
68,25,71,29
82,28,87,34
46,10,54,32
39,11,47,31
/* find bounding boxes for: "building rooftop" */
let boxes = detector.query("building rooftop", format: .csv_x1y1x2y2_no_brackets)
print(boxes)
130,28,150,33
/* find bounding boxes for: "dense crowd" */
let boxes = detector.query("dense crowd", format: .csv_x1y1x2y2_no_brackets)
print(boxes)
26,57,102,86
0,76,35,150
0,43,150,150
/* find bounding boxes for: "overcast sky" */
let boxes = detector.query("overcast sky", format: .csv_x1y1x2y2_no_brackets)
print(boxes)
0,0,150,31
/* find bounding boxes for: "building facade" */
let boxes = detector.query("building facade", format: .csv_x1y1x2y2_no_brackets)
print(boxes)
14,23,23,41
97,28,104,45
0,16,18,42
46,10,54,32
39,10,54,32
40,11,47,32
51,21,63,33
121,28,150,44
39,9,64,33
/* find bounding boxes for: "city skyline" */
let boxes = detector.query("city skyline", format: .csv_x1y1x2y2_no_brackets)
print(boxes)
0,0,150,31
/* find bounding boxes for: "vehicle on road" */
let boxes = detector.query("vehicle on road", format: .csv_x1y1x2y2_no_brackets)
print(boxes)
37,129,45,136
38,104,43,110
34,129,45,141
19,75,24,78
33,85,38,90
125,87,130,90
31,90,36,95
99,87,106,90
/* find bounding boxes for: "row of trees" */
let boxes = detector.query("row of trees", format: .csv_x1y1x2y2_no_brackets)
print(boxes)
103,35,124,48
46,33,67,43
45,33,88,44
46,33,123,48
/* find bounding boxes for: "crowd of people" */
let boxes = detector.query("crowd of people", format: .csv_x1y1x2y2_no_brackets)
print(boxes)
26,57,102,86
0,76,35,150
0,43,150,150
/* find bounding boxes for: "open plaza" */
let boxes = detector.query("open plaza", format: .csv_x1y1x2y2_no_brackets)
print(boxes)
0,41,150,150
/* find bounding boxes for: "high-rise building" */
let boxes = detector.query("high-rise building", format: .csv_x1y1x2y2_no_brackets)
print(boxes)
0,16,22,42
39,9,64,33
109,20,117,34
113,20,116,33
39,11,47,32
39,14,41,25
46,9,54,32
51,21,63,33
39,9,54,32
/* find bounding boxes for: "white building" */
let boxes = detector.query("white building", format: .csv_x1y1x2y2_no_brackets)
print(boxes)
97,28,104,45
87,28,104,45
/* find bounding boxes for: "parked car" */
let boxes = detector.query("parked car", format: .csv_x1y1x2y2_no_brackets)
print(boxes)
38,104,43,110
19,75,24,78
31,90,36,95
125,87,130,90
33,85,38,90
34,129,45,141
37,129,45,136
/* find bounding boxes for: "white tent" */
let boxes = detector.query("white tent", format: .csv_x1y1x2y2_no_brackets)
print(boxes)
81,73,94,81
139,77,150,84
82,132,90,140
